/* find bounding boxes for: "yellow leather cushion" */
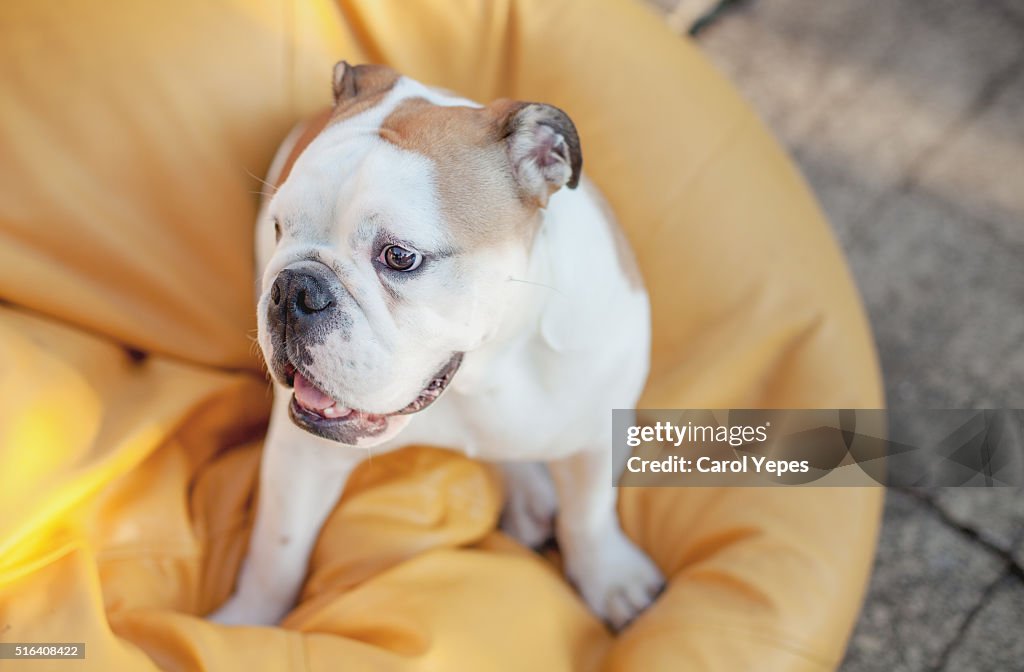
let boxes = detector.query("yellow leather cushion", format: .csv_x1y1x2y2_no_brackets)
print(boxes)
0,0,884,670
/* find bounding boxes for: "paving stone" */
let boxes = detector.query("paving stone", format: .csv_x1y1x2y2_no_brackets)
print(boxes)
930,489,1024,553
793,151,874,250
916,67,1024,246
939,576,1024,672
996,0,1024,24
844,189,1024,411
840,490,1006,671
696,0,1024,244
790,1,1023,213
697,1,882,143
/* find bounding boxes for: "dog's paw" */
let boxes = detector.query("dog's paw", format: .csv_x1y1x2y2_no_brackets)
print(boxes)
207,594,286,627
564,527,664,631
499,463,558,548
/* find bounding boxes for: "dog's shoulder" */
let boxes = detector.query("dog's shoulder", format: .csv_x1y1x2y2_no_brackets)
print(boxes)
536,178,649,355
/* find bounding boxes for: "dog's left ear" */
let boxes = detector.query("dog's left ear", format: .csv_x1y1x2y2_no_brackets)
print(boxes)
332,61,399,105
495,101,583,207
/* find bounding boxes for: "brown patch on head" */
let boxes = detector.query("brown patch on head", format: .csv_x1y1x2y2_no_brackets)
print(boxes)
378,98,536,250
271,64,402,190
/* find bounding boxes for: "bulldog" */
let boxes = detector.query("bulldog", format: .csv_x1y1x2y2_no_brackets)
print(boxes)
210,62,663,630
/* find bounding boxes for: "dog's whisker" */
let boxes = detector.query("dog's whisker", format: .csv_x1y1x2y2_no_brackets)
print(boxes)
245,168,278,195
506,276,562,294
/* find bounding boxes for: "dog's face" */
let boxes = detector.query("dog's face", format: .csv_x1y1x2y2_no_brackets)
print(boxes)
256,63,582,447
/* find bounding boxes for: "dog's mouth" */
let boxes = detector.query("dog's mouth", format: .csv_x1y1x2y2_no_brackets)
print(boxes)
283,353,463,444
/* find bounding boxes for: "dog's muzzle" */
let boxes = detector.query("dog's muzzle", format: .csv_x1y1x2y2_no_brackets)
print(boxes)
263,261,462,445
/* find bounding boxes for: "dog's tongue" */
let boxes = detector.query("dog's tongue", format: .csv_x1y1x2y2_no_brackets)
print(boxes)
294,372,337,411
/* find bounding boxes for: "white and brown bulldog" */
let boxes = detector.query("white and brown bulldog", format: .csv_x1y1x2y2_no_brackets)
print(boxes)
210,62,663,630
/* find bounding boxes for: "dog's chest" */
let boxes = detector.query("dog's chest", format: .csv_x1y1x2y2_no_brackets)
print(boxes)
384,337,602,461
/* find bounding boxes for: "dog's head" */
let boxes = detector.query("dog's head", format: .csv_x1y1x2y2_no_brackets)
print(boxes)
256,62,582,446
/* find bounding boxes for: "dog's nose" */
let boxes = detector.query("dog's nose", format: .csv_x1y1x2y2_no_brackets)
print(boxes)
270,267,338,333
272,270,334,314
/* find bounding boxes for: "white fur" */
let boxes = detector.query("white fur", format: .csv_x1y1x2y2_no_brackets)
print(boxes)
211,78,662,631
255,80,520,419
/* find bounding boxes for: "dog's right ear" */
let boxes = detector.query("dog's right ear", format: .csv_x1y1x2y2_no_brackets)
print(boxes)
332,61,400,105
492,101,583,208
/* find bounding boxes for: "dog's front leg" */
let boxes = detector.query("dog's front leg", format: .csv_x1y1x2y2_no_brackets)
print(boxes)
549,447,665,631
209,393,363,626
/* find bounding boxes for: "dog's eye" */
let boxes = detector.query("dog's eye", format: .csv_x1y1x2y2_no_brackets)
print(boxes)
379,245,422,272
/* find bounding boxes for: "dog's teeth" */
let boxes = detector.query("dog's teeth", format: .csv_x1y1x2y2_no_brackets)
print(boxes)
322,405,352,418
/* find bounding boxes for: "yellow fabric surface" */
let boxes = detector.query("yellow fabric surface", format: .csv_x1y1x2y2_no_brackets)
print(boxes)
0,0,884,670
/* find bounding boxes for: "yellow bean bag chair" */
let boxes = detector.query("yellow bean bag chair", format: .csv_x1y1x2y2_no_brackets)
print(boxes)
0,0,884,669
